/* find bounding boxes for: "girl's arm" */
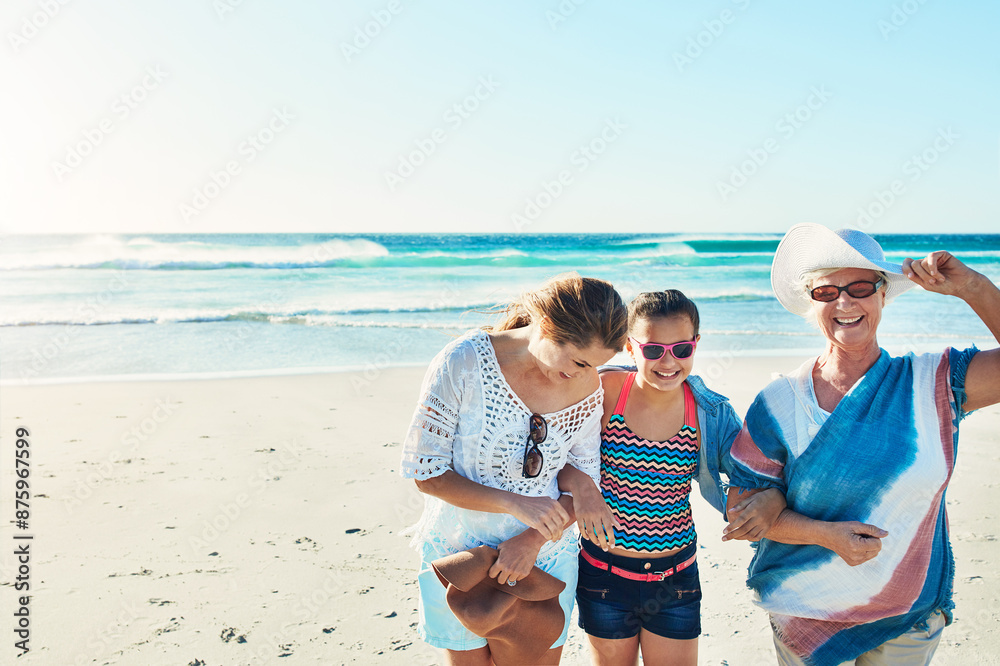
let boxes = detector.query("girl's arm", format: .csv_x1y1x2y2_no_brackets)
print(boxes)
724,487,888,567
558,371,623,550
558,464,618,551
721,487,786,541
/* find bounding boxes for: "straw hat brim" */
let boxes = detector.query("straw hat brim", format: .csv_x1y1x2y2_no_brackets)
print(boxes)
771,223,916,317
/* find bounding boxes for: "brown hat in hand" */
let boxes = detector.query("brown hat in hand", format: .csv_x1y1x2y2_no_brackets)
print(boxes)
431,545,566,666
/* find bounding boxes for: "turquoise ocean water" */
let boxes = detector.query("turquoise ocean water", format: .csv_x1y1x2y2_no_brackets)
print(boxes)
1,233,997,383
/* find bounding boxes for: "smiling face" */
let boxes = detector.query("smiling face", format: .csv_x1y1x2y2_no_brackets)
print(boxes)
626,315,699,392
528,328,617,382
808,267,885,351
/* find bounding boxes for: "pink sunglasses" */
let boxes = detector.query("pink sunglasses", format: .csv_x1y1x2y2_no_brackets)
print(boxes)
629,336,698,361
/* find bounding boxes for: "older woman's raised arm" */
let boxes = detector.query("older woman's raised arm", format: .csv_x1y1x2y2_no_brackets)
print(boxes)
903,251,1000,412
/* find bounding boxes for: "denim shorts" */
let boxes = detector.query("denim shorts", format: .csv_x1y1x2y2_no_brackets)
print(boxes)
576,538,702,641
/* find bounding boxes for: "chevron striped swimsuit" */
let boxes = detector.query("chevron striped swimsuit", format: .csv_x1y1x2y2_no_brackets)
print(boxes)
600,373,699,553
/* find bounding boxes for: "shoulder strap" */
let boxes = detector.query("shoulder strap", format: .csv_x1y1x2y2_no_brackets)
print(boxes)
682,380,697,430
612,372,636,416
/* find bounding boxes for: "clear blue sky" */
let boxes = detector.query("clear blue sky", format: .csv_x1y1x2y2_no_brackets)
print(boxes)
2,0,997,234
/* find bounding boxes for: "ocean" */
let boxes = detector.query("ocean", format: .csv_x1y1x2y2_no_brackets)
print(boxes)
1,233,997,383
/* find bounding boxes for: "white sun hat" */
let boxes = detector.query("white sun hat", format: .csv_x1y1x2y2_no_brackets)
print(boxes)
771,223,916,317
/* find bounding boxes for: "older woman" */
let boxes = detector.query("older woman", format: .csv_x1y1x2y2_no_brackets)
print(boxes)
723,224,1000,666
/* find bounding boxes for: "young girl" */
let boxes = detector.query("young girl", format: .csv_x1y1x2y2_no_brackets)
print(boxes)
400,273,628,666
560,290,784,666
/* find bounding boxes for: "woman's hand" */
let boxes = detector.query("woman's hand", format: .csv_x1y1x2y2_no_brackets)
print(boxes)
903,251,977,296
722,488,787,542
904,252,1000,413
489,530,545,585
571,482,619,551
508,495,570,542
820,521,888,566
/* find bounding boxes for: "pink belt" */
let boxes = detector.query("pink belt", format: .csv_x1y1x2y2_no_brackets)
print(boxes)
581,547,696,582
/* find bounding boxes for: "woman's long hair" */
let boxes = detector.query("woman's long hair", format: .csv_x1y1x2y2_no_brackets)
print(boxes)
485,272,628,352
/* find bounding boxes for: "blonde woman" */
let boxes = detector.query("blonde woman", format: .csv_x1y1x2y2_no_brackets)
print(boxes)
401,273,628,665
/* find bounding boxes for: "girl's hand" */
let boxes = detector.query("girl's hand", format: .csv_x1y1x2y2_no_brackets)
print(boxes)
571,482,619,551
489,530,545,585
509,495,570,542
723,488,787,542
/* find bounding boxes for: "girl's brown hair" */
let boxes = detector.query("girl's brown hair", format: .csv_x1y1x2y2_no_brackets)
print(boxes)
627,290,700,336
486,272,628,352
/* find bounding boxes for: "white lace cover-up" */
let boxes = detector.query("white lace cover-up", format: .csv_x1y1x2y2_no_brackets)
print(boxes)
400,329,603,566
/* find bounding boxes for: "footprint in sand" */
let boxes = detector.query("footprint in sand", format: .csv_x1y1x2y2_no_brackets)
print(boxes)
220,627,248,643
155,618,182,635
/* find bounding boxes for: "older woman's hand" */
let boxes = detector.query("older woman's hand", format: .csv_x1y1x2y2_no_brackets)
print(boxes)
821,521,889,566
904,250,1000,413
902,251,976,296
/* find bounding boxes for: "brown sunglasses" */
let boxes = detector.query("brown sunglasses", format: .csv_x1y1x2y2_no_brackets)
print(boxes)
522,413,547,478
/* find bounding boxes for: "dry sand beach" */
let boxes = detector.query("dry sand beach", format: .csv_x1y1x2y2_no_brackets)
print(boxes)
1,355,998,665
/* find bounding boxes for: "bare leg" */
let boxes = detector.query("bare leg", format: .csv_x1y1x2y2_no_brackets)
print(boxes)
638,629,697,666
445,644,563,665
586,634,640,666
446,646,492,666
537,645,564,665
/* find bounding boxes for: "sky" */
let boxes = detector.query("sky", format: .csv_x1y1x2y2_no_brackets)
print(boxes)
1,0,998,235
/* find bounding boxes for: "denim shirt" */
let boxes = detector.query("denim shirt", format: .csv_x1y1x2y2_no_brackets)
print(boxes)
599,367,742,516
687,374,742,515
